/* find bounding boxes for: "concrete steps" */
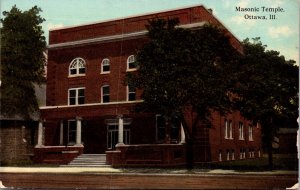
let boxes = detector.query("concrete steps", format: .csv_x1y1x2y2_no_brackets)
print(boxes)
61,154,111,167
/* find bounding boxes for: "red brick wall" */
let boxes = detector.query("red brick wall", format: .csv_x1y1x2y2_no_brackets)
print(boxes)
0,121,38,165
40,5,256,164
47,38,146,107
209,111,262,162
49,6,235,44
46,5,243,107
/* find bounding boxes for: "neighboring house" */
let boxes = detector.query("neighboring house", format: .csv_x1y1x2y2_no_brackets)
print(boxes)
34,5,261,166
0,84,46,165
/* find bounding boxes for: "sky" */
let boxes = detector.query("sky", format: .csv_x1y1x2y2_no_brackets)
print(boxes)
1,0,299,64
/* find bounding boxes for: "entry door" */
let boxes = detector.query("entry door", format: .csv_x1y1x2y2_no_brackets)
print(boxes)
107,125,130,150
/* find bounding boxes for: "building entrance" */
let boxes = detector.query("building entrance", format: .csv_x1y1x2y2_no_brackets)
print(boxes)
107,124,130,150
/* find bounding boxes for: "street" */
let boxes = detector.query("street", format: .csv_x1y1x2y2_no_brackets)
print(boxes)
0,171,297,189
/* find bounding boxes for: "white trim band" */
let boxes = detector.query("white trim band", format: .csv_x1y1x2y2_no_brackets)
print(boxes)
48,22,207,50
40,100,144,110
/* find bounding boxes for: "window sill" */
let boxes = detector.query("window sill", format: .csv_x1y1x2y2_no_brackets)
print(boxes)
126,68,138,72
101,72,110,74
68,74,86,78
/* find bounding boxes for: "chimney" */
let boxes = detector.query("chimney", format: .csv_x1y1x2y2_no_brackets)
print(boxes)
208,8,213,14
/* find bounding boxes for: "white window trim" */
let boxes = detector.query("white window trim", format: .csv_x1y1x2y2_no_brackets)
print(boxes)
68,57,86,77
219,150,222,162
126,85,136,101
126,55,137,72
68,87,85,105
239,122,244,140
40,100,144,109
232,150,235,160
226,151,230,161
101,85,110,103
249,125,254,141
228,120,233,139
224,119,228,139
101,58,110,74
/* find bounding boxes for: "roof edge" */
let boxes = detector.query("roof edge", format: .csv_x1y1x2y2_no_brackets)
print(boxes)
49,4,204,32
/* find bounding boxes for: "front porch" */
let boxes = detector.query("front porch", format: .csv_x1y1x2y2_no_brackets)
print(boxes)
33,114,187,166
106,143,186,167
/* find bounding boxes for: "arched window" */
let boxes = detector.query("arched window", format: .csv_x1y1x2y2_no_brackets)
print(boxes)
69,57,86,76
101,58,110,74
126,55,136,71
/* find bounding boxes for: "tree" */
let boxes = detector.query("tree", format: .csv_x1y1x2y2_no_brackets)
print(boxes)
126,18,240,169
1,5,46,119
234,38,298,169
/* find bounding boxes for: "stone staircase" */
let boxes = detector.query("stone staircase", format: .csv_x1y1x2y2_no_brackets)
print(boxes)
62,154,110,167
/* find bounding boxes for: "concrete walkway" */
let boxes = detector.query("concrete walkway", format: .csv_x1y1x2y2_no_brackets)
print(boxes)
0,166,298,175
0,166,121,174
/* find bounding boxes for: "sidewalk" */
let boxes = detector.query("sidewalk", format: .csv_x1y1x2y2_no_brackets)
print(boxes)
0,166,298,175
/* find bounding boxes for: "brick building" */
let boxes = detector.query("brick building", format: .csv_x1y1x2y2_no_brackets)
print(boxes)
34,5,261,166
0,84,45,165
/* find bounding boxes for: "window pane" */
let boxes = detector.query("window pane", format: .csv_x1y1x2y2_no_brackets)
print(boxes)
78,97,85,104
69,97,76,105
129,62,136,69
78,89,85,97
69,90,76,97
103,65,110,72
79,68,85,74
128,93,136,101
103,86,109,94
103,95,110,103
70,69,77,75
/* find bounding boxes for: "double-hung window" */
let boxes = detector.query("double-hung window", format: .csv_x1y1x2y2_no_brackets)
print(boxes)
102,85,110,103
228,120,233,139
69,57,86,76
69,88,85,105
249,125,253,141
225,119,233,139
239,122,244,140
224,119,228,139
127,84,136,101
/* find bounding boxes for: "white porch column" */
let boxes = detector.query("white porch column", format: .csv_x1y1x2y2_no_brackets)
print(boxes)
180,123,186,144
117,115,124,146
59,120,64,145
36,120,44,147
75,117,83,146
